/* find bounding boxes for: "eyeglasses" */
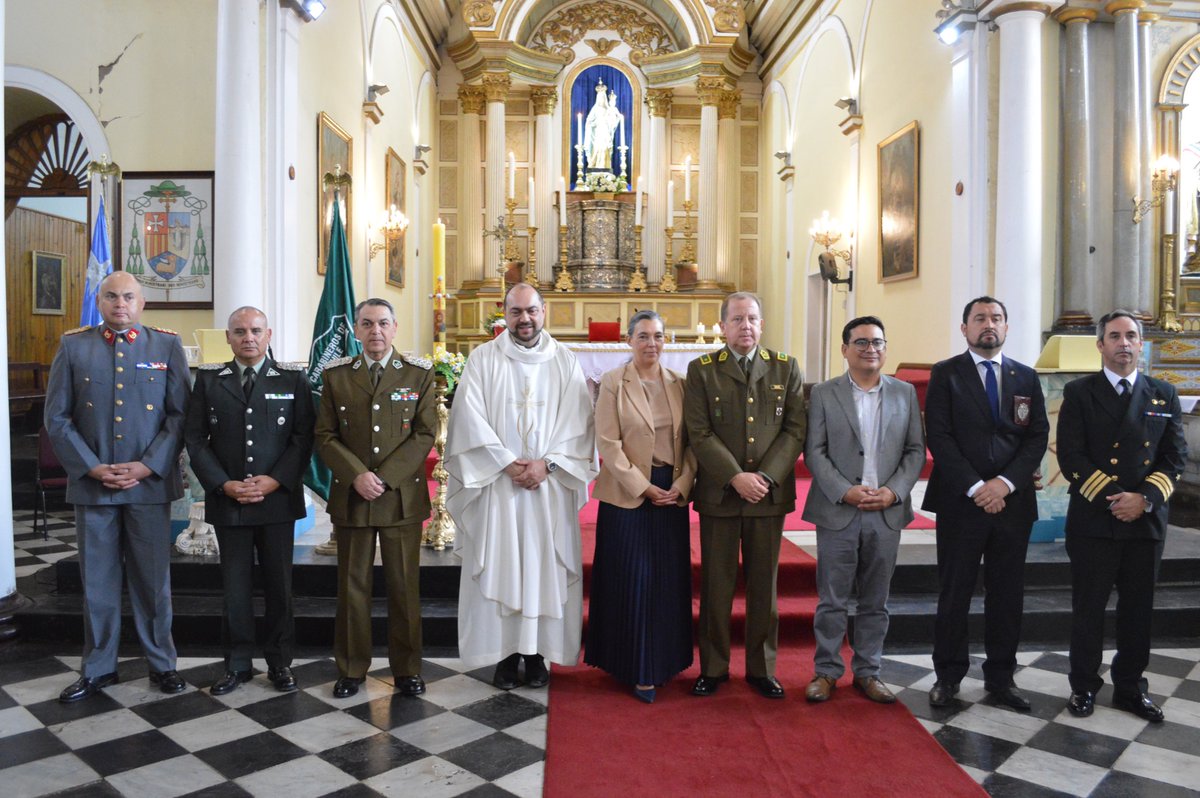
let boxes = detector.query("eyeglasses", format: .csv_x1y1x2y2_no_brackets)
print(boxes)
850,338,887,352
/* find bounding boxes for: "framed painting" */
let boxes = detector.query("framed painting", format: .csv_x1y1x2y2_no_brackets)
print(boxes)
117,171,215,309
878,121,920,283
385,147,407,288
318,112,353,275
32,250,65,315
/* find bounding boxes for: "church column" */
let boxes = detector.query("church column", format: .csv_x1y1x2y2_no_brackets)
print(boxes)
992,5,1049,364
0,0,20,642
265,1,302,357
645,89,672,285
482,72,511,292
1110,0,1144,313
1056,8,1096,328
696,77,724,289
717,90,741,290
531,86,558,285
458,85,485,287
1138,12,1158,317
214,0,265,320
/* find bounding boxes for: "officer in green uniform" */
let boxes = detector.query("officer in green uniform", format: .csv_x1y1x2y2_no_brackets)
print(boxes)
684,291,806,699
314,298,437,699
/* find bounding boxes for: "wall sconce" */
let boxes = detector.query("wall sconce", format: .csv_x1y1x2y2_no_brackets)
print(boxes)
810,211,854,290
369,204,409,260
934,1,977,45
282,0,325,22
1132,155,1179,225
413,143,432,174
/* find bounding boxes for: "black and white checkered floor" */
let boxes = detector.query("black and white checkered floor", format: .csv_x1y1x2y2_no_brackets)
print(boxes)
6,508,1200,796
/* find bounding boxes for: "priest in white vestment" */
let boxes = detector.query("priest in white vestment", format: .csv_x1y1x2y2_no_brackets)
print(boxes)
446,284,598,689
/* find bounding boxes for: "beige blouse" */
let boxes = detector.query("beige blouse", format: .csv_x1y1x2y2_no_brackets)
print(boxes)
640,377,675,467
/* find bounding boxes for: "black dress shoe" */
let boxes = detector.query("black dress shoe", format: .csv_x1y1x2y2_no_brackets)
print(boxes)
691,673,730,697
747,675,786,699
150,670,187,694
1067,691,1096,717
211,670,252,696
59,672,118,703
524,655,549,688
1114,691,1165,723
987,685,1031,712
397,675,426,696
493,653,522,691
332,676,365,699
928,681,959,707
267,667,297,693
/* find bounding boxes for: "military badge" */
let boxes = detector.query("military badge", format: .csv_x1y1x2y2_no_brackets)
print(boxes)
1014,395,1031,426
718,351,729,362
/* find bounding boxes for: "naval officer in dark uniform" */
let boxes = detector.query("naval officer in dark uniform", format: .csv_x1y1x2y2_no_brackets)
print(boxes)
684,291,806,699
1058,310,1187,723
314,298,437,699
185,306,314,695
45,271,190,702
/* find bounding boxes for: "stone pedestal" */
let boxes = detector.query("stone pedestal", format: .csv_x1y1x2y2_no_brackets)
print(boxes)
565,196,636,290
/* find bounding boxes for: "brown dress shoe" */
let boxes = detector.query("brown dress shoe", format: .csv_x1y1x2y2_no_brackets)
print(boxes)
805,675,837,703
854,676,897,704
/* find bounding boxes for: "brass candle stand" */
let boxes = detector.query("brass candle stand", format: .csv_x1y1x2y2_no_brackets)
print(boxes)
659,223,678,292
525,226,540,287
421,379,455,551
679,199,696,264
1160,233,1183,332
555,223,575,291
628,224,647,292
503,197,520,265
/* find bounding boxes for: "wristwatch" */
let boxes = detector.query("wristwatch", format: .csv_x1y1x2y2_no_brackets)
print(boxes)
545,459,559,473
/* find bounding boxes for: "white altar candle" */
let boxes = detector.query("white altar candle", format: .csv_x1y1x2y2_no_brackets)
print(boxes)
684,155,691,202
668,179,674,213
577,112,583,149
696,323,705,335
619,116,625,150
635,176,643,226
508,152,516,199
559,176,568,226
1166,186,1176,236
528,177,536,220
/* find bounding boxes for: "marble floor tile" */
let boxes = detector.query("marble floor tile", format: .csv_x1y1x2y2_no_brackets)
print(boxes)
946,703,1047,745
0,752,100,796
48,706,156,749
317,731,427,781
390,710,496,755
994,745,1109,797
438,732,546,782
103,753,227,798
193,730,308,780
1112,740,1200,791
491,761,544,798
500,714,547,750
363,755,485,797
0,704,44,738
158,709,268,751
421,673,505,711
273,709,381,753
235,753,359,798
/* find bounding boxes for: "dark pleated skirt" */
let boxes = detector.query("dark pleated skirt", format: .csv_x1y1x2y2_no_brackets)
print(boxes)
585,464,694,685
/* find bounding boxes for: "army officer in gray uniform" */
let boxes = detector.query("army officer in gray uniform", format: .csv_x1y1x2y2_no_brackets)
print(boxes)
186,306,314,695
45,271,190,702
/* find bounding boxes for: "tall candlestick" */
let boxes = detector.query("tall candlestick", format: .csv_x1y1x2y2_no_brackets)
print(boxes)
668,179,675,214
577,113,583,150
508,152,516,199
528,177,536,220
559,176,568,226
619,117,625,150
432,218,446,355
684,155,691,202
635,176,643,226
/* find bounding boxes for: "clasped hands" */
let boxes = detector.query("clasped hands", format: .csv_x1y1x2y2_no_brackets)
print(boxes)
731,471,770,504
841,484,897,512
1105,491,1147,523
642,483,682,506
224,475,282,504
973,478,1010,514
506,458,550,491
87,461,152,491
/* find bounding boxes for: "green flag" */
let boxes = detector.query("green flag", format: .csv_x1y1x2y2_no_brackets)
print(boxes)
304,192,361,499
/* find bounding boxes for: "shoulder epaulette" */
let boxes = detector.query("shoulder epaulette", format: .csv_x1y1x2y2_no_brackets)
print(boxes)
146,325,178,335
275,362,307,371
717,350,729,362
403,354,433,370
699,353,713,365
199,362,225,370
63,325,91,336
325,356,354,369
776,351,788,361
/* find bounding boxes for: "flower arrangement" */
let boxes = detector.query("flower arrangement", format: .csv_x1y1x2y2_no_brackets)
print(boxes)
424,349,467,395
483,303,506,335
582,171,627,193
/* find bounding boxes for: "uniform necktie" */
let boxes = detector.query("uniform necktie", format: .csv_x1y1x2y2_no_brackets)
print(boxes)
1118,378,1132,402
242,366,256,400
983,360,1000,424
740,355,751,377
370,361,382,387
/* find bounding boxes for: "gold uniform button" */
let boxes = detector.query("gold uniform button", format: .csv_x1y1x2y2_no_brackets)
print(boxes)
86,401,93,408
115,434,123,440
116,366,124,373
374,425,380,432
247,456,254,462
714,397,720,403
748,416,754,423
1110,458,1118,465
146,404,154,411
748,437,755,444
1144,441,1151,447
373,404,381,411
373,446,380,453
1113,443,1120,448
246,408,253,414
115,399,124,406
1144,459,1152,465
748,397,754,404
116,383,123,389
247,440,254,447
116,352,124,358
84,377,90,382
246,424,253,430
115,416,123,423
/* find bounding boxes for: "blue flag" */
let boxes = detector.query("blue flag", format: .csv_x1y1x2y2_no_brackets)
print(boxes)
81,196,112,327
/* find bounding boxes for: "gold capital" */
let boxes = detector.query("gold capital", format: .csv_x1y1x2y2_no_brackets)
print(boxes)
697,76,727,106
481,72,512,103
717,90,741,120
530,86,558,116
458,84,486,115
1054,7,1097,24
646,88,674,118
1104,0,1145,15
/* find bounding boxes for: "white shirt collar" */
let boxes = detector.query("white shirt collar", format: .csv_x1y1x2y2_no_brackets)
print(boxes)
363,353,389,369
968,350,1004,369
1102,367,1138,391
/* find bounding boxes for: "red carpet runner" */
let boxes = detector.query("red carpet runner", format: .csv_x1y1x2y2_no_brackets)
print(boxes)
541,487,985,798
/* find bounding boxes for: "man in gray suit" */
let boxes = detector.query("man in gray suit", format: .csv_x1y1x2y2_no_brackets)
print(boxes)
45,271,190,702
802,315,925,704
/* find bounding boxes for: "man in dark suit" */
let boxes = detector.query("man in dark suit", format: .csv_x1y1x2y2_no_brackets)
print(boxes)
1058,310,1186,723
802,316,926,704
315,298,437,699
185,306,314,695
684,292,806,699
45,271,190,702
923,296,1048,711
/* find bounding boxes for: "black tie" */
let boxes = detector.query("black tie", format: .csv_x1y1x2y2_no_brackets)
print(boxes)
1118,378,1131,402
371,362,382,387
242,366,256,400
740,355,751,377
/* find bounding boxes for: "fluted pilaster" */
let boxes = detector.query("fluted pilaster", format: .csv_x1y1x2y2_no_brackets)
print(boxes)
1056,8,1096,327
1109,0,1144,312
696,76,724,289
481,72,510,290
531,86,558,285
717,90,740,289
458,84,485,285
645,89,672,284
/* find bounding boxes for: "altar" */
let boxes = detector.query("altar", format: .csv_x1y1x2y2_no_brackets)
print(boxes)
567,342,723,400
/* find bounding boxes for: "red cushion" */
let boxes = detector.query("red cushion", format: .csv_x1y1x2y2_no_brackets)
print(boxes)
588,322,621,342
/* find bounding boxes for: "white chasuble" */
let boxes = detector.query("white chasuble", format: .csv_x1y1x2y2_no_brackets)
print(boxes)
446,332,598,667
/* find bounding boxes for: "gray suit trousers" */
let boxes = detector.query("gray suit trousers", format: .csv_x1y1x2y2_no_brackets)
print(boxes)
76,503,177,676
813,510,900,679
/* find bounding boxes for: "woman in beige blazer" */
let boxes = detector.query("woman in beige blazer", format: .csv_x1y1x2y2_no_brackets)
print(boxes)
585,310,697,703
